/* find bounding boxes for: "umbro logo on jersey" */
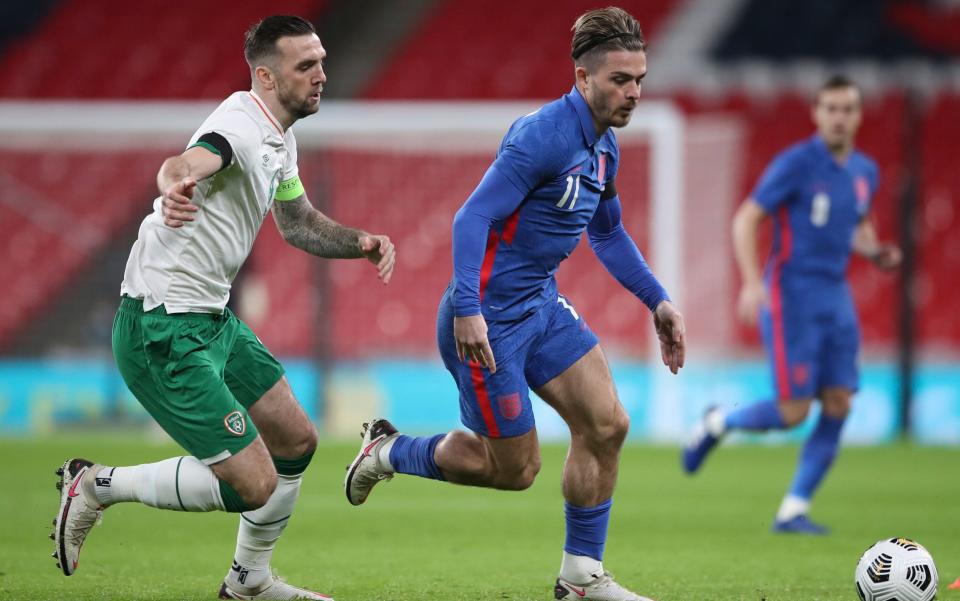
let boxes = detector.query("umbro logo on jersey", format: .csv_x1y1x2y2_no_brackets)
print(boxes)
262,154,270,165
224,411,246,436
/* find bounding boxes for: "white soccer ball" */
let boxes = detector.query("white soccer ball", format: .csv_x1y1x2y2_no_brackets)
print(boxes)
855,537,938,601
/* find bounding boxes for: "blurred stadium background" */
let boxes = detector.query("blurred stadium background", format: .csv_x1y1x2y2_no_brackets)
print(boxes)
1,0,959,448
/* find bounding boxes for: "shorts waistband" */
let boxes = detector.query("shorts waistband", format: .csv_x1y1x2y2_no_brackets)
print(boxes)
119,296,227,321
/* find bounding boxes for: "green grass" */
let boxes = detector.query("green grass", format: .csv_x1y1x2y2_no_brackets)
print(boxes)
1,435,958,600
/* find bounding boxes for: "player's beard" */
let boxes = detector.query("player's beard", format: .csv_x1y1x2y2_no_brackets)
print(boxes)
277,81,319,120
594,91,635,129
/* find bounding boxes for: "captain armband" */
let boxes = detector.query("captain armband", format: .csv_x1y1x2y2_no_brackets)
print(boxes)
275,175,305,201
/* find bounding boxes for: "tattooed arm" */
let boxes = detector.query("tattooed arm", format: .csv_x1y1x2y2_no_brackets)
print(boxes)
273,194,397,283
273,194,364,257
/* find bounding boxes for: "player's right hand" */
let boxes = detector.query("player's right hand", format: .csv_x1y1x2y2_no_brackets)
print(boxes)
736,281,769,326
162,177,199,228
454,314,497,373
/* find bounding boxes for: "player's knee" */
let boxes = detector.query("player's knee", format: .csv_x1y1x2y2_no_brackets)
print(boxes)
242,470,278,509
497,461,540,491
293,424,319,457
821,393,851,418
610,409,630,446
586,408,630,451
781,400,812,427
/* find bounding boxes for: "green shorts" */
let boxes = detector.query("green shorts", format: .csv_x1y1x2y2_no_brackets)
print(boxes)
112,296,284,464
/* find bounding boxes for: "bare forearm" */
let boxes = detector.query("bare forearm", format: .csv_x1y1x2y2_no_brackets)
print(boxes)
157,156,191,194
852,221,880,258
273,197,365,258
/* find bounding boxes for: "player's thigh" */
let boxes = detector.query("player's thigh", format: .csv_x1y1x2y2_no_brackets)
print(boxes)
437,289,537,439
210,434,276,504
526,294,621,437
246,377,318,458
758,302,820,401
533,344,627,441
223,314,286,410
112,304,259,464
224,317,316,457
818,386,853,418
818,309,861,398
483,428,541,483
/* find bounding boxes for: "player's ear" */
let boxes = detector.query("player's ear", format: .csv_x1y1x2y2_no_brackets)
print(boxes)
254,65,277,91
575,65,590,88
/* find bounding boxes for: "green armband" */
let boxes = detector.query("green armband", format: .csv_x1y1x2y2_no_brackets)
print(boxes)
275,175,305,201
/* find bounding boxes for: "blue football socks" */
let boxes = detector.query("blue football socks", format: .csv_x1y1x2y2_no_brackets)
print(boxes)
564,499,612,561
388,434,446,481
788,413,846,500
724,400,786,431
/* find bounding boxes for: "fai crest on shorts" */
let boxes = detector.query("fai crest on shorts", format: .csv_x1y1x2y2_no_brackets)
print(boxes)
498,393,522,420
224,411,246,436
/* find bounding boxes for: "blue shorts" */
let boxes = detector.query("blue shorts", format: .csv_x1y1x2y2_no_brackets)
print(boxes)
437,286,599,438
759,281,860,400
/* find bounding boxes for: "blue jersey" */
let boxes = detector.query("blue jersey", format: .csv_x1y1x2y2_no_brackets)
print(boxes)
753,135,879,291
452,86,620,322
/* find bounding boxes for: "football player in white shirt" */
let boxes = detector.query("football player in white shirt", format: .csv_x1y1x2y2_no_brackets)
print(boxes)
52,15,393,600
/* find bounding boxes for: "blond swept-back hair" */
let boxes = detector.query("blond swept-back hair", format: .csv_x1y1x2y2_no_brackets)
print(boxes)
571,7,645,70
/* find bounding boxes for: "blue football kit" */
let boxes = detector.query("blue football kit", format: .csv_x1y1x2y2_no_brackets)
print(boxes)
438,86,668,438
752,134,878,400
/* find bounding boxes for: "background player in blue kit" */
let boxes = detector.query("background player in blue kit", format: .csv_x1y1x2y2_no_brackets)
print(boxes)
682,76,901,534
345,7,685,600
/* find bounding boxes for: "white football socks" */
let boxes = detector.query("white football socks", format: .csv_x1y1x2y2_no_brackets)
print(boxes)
776,494,810,522
706,408,727,437
560,551,604,585
377,436,398,472
92,457,224,512
227,473,303,591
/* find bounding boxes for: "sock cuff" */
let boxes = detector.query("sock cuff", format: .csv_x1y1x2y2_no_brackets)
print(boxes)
219,479,254,513
272,451,315,476
819,413,847,427
565,498,613,517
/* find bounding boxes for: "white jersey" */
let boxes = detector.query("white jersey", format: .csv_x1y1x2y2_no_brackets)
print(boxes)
121,91,298,313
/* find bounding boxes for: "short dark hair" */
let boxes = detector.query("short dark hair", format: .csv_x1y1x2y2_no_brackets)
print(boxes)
571,7,645,69
815,75,861,105
244,15,316,67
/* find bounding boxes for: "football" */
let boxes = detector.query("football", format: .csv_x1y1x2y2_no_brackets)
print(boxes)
855,538,938,601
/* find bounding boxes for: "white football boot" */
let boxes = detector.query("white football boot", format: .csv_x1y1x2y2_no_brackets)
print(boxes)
51,458,105,575
344,418,399,506
554,571,656,601
218,574,333,600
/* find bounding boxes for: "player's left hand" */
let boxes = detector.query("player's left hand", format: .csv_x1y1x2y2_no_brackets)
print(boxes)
870,243,902,271
653,300,686,375
359,234,396,284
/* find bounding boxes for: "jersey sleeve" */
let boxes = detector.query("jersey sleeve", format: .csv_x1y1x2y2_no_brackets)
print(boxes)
601,133,620,200
493,120,570,194
751,150,801,212
867,160,880,208
282,130,299,181
189,109,262,173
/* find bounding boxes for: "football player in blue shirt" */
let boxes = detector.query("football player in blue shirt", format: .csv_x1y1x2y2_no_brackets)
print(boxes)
681,76,901,534
346,7,685,600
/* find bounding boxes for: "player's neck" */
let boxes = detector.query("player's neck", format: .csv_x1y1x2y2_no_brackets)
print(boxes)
251,87,293,132
590,116,609,138
828,145,853,165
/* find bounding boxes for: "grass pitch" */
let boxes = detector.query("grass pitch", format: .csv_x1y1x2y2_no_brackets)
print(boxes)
1,435,957,600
